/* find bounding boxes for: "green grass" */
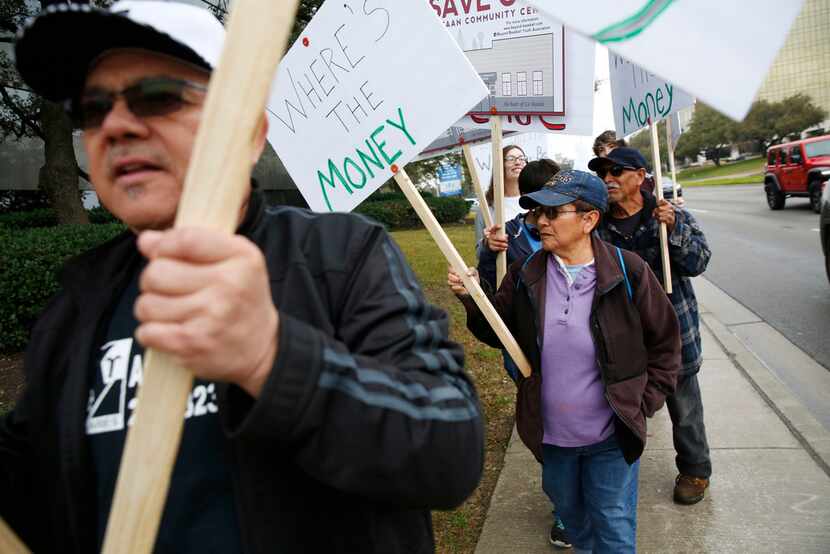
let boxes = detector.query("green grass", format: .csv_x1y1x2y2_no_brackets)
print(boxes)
676,157,764,181
390,223,516,554
683,176,764,187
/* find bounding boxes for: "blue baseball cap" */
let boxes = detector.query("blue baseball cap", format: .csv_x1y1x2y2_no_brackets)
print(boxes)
587,147,649,173
519,169,608,213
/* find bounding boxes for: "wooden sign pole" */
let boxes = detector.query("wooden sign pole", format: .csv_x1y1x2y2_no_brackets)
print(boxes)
490,116,506,287
649,120,673,294
394,169,531,378
0,518,29,554
665,116,679,203
462,143,492,229
101,1,299,553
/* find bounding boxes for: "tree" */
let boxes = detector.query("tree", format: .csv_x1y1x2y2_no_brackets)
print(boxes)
628,121,670,172
739,93,827,150
674,103,738,166
0,0,115,224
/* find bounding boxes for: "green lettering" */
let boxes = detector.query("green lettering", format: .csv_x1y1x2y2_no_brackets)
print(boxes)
356,140,384,178
644,92,657,123
637,100,648,126
664,84,674,115
386,107,417,146
622,97,637,133
370,124,402,165
655,87,665,114
317,158,350,212
343,156,367,189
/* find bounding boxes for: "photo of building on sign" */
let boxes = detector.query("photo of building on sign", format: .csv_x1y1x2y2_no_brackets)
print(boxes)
436,4,565,115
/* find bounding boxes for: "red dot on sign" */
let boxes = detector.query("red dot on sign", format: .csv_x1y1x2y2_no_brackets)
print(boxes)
391,164,399,174
459,136,465,144
490,107,498,114
302,37,310,47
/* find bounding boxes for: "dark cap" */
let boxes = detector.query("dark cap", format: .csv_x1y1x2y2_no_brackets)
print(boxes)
14,1,223,103
519,169,608,213
588,147,649,173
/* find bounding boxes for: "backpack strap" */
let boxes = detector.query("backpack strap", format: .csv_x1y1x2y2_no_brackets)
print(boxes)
615,246,633,301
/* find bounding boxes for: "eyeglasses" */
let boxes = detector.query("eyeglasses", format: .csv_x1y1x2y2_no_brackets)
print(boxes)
504,155,528,163
70,77,208,130
596,164,637,179
531,206,589,220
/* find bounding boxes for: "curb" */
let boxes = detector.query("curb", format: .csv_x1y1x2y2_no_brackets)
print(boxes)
697,280,830,478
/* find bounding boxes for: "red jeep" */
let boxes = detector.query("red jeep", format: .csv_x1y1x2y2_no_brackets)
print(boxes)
764,135,830,212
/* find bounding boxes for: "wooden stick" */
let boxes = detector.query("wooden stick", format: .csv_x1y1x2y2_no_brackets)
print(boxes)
101,1,299,553
0,518,29,554
490,116,506,287
665,116,679,204
394,169,531,378
462,143,492,229
649,121,673,294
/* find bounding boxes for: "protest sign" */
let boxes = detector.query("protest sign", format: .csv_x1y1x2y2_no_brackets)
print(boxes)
416,26,595,159
266,1,488,213
437,163,463,196
524,0,804,121
470,132,551,190
429,0,564,115
609,53,693,136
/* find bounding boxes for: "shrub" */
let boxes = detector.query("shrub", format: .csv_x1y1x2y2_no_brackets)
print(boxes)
0,223,126,352
0,191,51,213
354,196,468,229
0,208,59,230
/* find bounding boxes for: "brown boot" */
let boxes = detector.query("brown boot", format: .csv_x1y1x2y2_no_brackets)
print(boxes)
673,474,709,505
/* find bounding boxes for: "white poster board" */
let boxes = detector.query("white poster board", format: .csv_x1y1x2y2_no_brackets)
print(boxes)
470,132,550,190
430,0,564,115
609,53,694,136
417,26,595,159
524,0,804,121
266,1,488,212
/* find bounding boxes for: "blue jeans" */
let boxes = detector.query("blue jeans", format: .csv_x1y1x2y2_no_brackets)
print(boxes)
542,436,639,554
667,373,711,478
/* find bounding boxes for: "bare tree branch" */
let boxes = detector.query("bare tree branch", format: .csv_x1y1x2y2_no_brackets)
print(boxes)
0,85,44,139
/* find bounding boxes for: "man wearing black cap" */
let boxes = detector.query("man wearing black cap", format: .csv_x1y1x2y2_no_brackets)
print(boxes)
1,2,484,552
589,147,713,505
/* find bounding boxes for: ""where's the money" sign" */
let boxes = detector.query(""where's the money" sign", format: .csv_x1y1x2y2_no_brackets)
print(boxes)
266,0,488,212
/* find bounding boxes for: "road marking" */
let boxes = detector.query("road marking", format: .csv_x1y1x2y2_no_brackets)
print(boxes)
813,228,820,232
688,208,711,214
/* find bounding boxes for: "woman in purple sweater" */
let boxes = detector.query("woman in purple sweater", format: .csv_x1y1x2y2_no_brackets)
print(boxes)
449,170,680,553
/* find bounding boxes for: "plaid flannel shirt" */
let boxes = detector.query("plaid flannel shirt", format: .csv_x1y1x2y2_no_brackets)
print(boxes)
596,192,711,375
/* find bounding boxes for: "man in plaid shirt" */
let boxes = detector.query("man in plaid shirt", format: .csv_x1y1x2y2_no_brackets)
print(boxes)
589,147,712,505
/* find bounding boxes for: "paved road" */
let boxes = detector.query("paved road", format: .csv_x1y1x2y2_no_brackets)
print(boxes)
682,184,830,427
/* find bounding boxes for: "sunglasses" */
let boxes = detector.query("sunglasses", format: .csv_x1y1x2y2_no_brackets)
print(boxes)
530,206,590,220
70,77,208,130
596,164,638,179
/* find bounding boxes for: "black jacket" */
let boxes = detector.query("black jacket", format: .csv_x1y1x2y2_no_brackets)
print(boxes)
477,213,538,291
0,191,484,553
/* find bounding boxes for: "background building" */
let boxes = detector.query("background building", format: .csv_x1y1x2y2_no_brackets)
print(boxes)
756,0,830,128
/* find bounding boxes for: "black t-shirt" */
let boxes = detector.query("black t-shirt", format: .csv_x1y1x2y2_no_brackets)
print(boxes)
608,210,643,238
85,269,242,553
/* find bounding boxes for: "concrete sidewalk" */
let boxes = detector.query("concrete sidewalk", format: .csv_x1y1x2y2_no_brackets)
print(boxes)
474,277,830,553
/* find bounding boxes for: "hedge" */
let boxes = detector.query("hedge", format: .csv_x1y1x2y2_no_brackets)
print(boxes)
0,223,126,352
0,206,118,230
354,196,468,229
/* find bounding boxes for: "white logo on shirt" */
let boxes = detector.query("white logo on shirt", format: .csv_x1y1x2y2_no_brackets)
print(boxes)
86,338,219,435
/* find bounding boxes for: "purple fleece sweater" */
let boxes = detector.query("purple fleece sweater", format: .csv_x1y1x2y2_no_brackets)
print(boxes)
541,256,615,447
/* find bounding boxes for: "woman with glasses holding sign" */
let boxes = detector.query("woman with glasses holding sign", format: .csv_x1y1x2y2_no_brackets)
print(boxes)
474,145,528,253
449,170,681,553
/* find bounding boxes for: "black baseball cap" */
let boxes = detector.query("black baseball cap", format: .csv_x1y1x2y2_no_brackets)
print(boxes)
588,147,649,173
14,1,222,103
